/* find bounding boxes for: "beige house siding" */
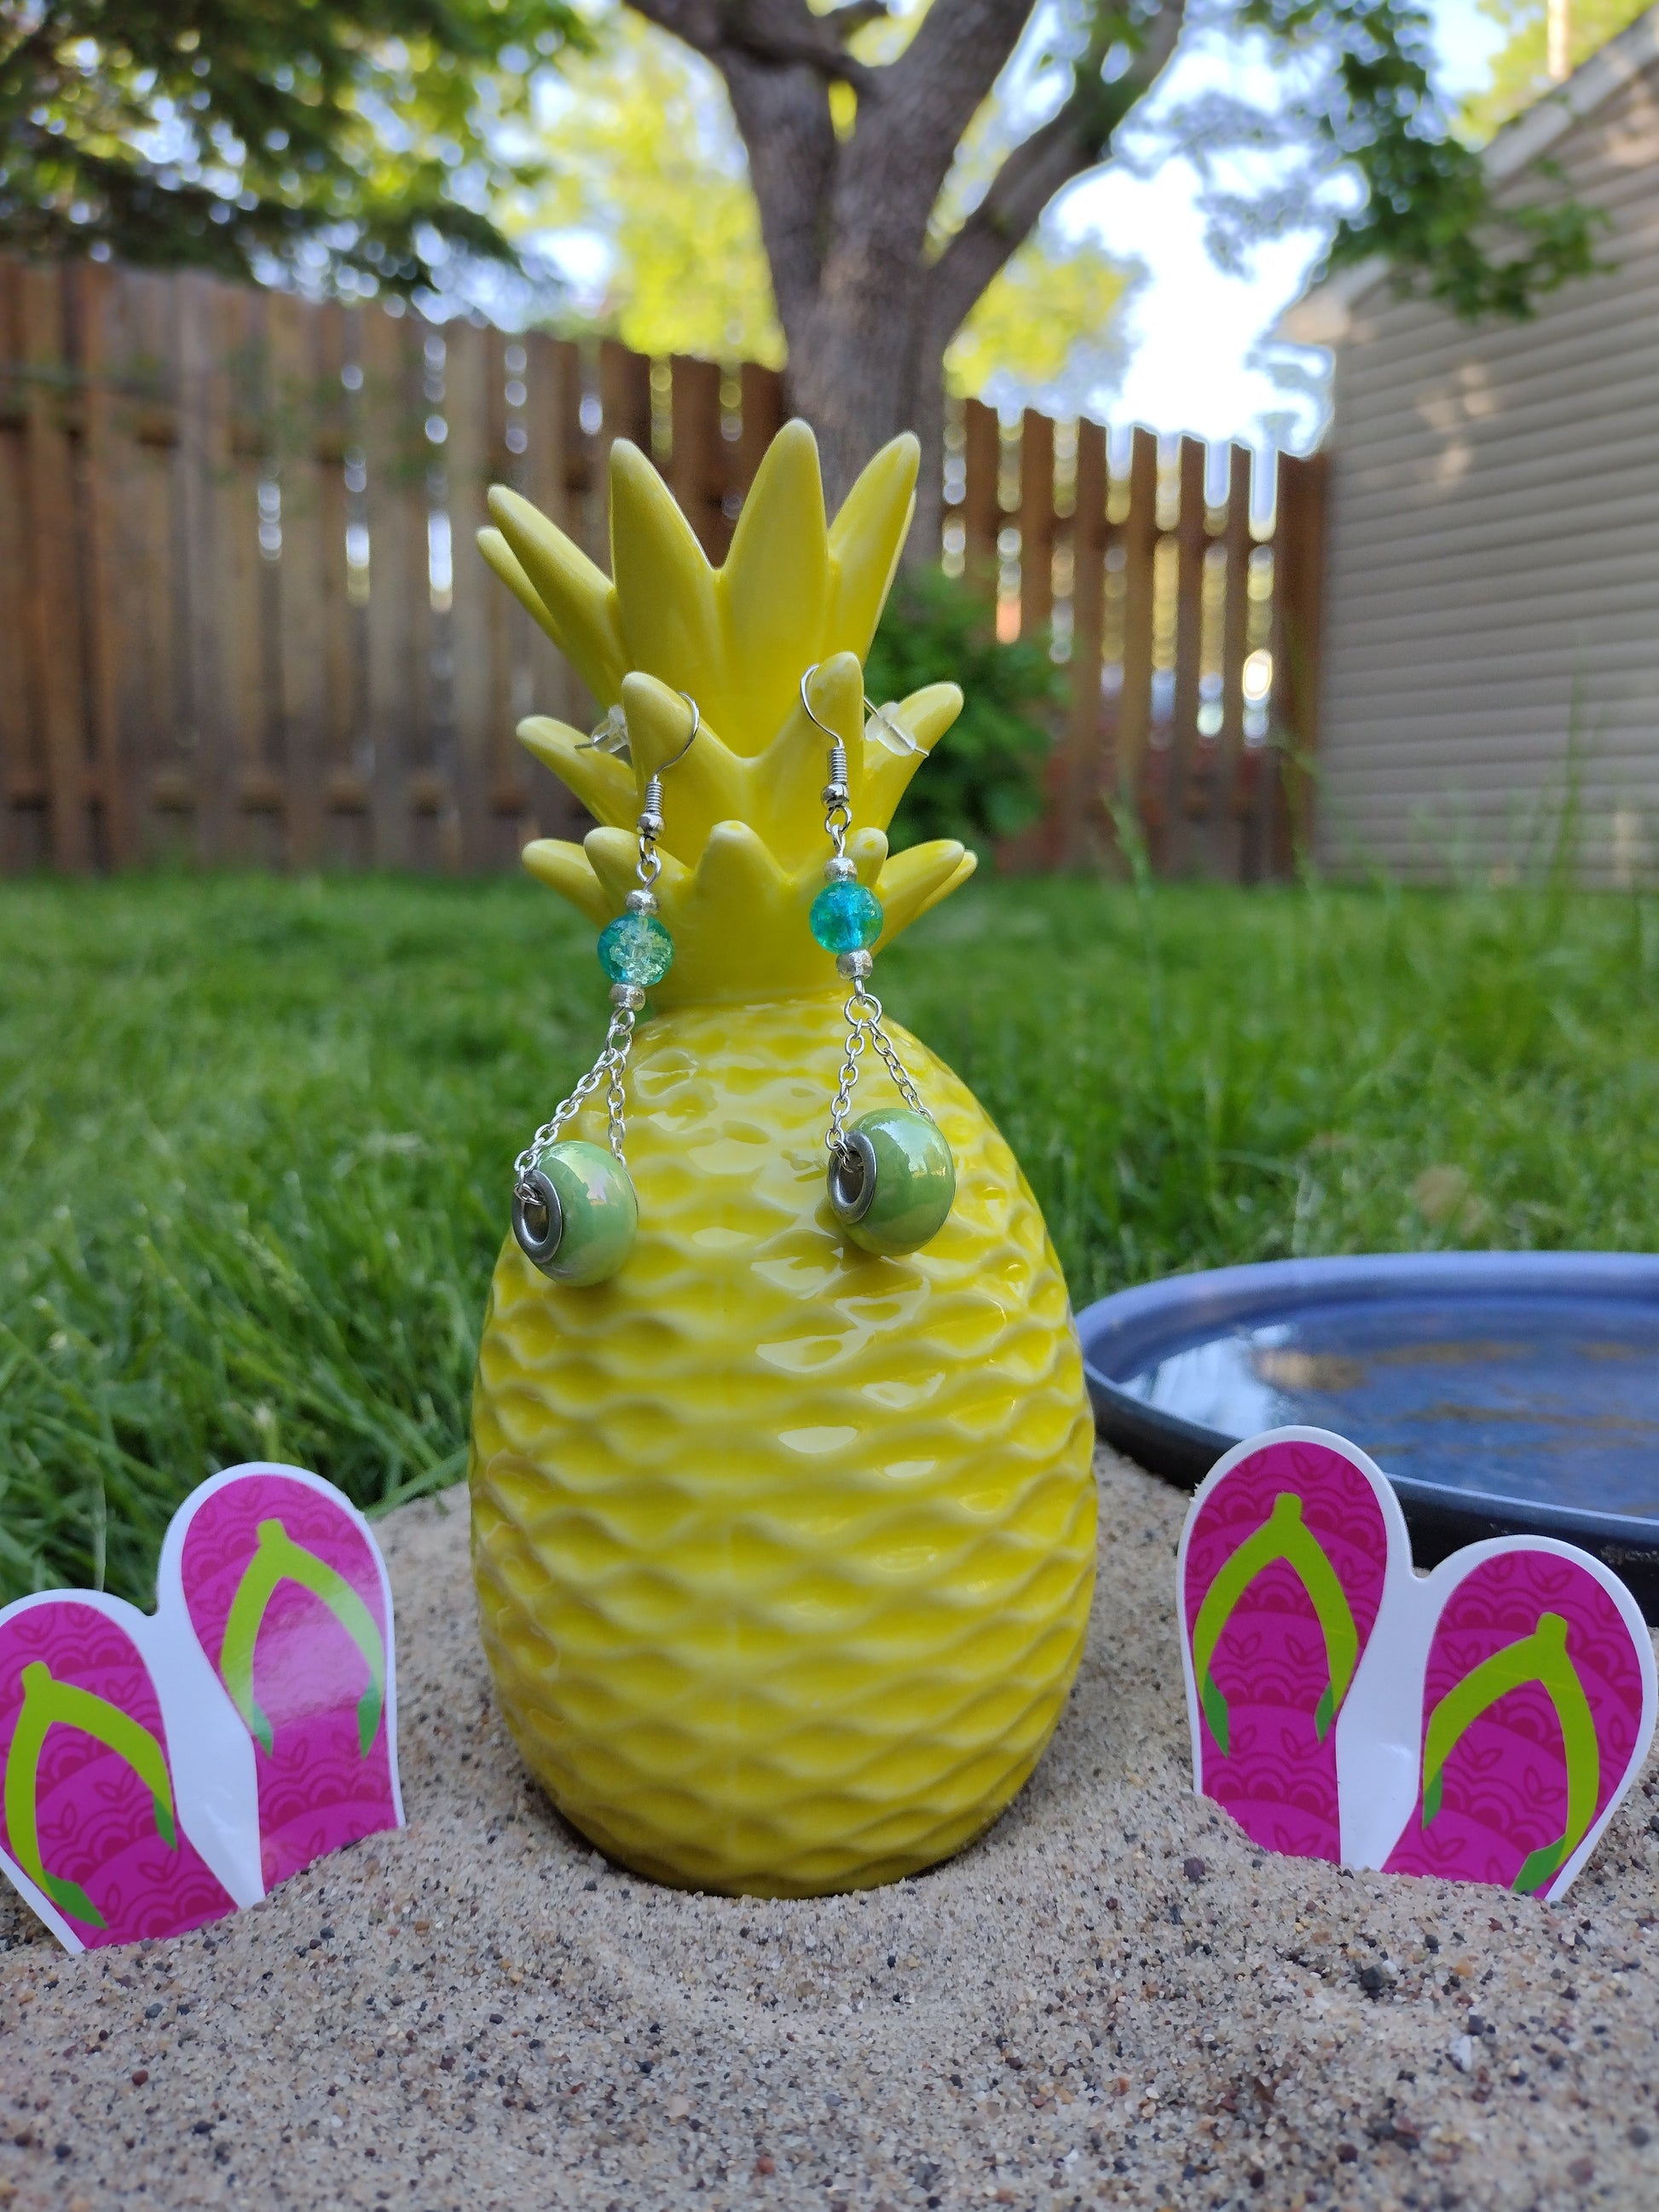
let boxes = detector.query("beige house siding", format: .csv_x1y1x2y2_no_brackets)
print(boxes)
1313,31,1659,882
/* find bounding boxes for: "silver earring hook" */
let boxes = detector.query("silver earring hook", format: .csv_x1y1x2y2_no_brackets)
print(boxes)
638,690,702,852
799,665,838,742
802,663,855,863
578,690,701,770
641,692,699,807
801,667,920,759
801,665,850,798
660,692,701,772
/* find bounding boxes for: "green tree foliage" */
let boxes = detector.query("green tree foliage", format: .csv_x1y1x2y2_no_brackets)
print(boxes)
866,569,1061,853
516,13,783,361
942,237,1134,410
0,0,586,295
1463,0,1651,138
1241,0,1608,316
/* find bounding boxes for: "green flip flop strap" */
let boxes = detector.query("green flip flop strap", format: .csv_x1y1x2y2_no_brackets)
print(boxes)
1190,1492,1361,1755
3,1659,177,1931
1419,1610,1599,1894
219,1519,386,1757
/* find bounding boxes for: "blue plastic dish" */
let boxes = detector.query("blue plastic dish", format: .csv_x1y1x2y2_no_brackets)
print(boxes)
1076,1252,1659,1621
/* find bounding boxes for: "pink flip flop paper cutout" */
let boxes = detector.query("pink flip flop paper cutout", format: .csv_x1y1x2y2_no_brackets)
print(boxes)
0,1461,402,1955
1180,1432,1396,1861
165,1466,403,1891
1176,1424,1657,1902
1382,1544,1650,1899
0,1597,237,1952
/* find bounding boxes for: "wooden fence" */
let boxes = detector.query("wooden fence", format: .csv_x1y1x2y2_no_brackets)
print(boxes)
0,255,1326,877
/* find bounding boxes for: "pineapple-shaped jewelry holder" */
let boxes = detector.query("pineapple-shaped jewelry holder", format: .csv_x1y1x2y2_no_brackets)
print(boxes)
470,421,1096,1896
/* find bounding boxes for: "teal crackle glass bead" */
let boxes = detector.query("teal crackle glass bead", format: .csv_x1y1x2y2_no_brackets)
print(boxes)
598,911,674,987
810,881,883,955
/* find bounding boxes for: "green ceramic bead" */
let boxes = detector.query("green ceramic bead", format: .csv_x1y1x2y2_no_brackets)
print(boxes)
515,1140,639,1285
827,1107,956,1256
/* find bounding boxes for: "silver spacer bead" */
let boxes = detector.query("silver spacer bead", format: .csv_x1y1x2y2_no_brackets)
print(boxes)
637,810,664,840
625,887,659,914
610,982,646,1011
823,855,858,884
822,782,849,808
836,949,874,981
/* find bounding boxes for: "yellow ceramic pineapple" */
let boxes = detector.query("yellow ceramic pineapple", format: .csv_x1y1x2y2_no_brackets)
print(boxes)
467,421,1095,1896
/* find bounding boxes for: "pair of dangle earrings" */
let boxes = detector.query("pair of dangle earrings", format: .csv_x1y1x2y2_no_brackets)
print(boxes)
510,673,955,1287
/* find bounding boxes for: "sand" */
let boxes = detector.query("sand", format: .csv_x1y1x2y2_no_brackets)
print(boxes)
3,1448,1658,2212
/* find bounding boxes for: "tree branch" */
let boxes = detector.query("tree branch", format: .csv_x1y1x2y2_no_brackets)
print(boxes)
618,0,726,56
619,0,725,54
796,0,1039,357
865,0,1039,182
723,0,881,94
627,0,880,87
922,0,1187,347
822,0,888,33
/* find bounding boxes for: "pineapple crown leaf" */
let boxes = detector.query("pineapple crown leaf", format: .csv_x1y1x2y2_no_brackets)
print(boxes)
521,658,960,875
479,500,624,706
521,809,976,1008
483,421,918,757
527,817,974,1007
521,835,610,927
517,713,633,828
488,420,976,1004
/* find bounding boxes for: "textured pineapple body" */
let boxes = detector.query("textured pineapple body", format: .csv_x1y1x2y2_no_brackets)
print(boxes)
470,994,1095,1896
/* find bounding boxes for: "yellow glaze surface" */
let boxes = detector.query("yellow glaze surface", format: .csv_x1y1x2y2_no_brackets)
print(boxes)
468,419,1096,1894
471,1001,1096,1894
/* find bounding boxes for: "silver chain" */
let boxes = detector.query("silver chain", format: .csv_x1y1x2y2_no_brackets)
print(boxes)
514,1004,638,1185
604,1011,632,1156
825,992,869,1154
824,982,931,1156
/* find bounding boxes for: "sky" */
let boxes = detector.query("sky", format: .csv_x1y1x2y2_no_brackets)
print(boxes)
1064,0,1510,451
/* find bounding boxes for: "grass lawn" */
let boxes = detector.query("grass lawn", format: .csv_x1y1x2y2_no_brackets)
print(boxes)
5,866,1659,1608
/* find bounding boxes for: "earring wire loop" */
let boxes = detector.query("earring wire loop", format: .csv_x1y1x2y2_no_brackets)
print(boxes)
800,666,922,757
662,691,701,771
578,691,702,767
798,666,837,741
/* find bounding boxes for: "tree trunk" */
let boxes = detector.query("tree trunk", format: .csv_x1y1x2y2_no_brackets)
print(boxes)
766,98,966,546
780,291,945,528
620,0,1181,550
783,311,908,512
776,281,951,564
